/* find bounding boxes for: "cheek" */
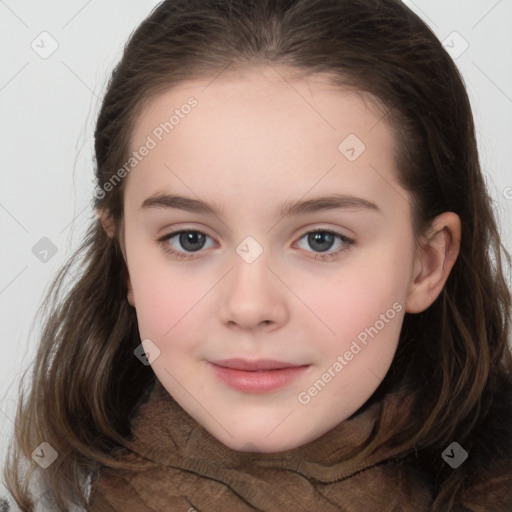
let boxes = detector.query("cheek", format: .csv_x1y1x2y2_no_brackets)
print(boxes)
123,231,187,337
126,246,217,358
131,267,201,340
303,243,411,356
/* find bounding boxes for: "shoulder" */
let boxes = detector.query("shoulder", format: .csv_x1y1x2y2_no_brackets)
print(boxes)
455,370,512,510
0,466,91,512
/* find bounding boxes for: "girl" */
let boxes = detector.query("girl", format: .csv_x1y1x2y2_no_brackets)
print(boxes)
3,0,512,510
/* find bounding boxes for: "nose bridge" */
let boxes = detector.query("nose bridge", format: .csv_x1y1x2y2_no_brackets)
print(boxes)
229,234,275,299
218,235,287,329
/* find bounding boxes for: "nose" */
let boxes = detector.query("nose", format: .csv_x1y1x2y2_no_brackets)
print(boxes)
218,253,288,332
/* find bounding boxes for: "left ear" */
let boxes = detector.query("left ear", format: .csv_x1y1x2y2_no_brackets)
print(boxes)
405,212,461,314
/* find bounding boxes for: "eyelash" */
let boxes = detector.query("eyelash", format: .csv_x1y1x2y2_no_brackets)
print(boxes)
157,228,354,262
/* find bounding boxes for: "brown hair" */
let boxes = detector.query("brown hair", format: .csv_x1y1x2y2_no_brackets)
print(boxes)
4,0,511,510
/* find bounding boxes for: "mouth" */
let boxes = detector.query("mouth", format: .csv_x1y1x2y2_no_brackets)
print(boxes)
208,358,310,393
210,358,307,371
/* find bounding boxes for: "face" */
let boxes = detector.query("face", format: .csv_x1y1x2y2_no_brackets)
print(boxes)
121,65,418,453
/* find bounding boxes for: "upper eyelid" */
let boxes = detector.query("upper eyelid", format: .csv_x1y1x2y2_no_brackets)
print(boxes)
159,226,354,248
159,225,354,241
159,220,354,236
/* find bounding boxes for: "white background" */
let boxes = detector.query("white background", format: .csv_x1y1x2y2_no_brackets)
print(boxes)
1,0,511,502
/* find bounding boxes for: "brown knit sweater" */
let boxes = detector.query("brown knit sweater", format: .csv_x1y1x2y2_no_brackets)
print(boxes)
87,379,512,511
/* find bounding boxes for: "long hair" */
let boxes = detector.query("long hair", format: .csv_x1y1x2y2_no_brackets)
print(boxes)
4,0,511,510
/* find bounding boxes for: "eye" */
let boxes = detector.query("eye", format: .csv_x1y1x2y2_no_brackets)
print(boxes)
295,229,354,261
157,228,354,261
157,230,213,260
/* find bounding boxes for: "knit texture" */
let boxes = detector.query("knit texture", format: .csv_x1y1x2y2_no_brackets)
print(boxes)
88,377,512,511
87,380,436,511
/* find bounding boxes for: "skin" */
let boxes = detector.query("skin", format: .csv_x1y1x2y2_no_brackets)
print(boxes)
99,65,460,453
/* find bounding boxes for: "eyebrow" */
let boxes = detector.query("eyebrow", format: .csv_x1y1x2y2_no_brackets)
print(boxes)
140,193,381,218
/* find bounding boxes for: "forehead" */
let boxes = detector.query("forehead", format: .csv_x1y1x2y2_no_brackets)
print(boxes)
130,66,389,145
124,65,403,217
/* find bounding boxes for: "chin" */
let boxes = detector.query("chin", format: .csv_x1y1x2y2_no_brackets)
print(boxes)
217,431,311,454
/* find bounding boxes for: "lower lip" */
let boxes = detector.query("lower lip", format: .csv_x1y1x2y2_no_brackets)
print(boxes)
208,363,310,393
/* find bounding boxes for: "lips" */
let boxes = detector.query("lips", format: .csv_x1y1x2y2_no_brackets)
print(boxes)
210,358,305,371
208,358,310,393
